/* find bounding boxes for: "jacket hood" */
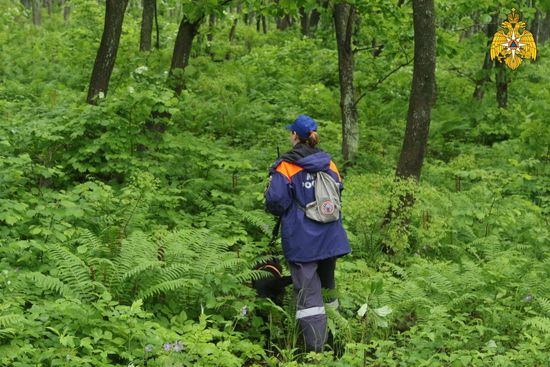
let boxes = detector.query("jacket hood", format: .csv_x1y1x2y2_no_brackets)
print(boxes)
279,143,331,172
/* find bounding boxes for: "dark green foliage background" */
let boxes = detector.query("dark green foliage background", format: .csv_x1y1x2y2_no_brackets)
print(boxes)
1,1,549,366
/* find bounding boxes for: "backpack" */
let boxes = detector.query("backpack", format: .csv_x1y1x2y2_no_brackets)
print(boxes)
299,171,341,223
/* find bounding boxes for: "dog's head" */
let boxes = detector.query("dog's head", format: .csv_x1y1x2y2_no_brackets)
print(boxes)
253,258,292,305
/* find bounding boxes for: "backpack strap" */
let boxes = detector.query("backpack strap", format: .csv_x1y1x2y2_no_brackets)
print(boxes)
268,217,281,246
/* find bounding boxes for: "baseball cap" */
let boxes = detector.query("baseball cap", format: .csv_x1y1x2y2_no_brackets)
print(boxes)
286,115,318,139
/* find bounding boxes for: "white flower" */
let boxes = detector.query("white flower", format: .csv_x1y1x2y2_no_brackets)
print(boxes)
134,66,148,74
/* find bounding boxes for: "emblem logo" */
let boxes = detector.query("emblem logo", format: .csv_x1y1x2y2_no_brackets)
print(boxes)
320,200,335,215
490,8,537,70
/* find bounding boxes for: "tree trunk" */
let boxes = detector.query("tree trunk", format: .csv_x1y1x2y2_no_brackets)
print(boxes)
532,8,542,43
473,14,498,100
32,0,41,25
207,14,215,42
86,0,129,105
310,0,328,30
276,15,292,30
540,9,550,44
140,0,155,51
154,0,160,49
21,0,31,8
495,61,508,108
334,3,359,164
169,16,202,95
395,0,436,181
262,15,267,33
46,0,52,16
299,7,310,36
62,0,70,21
229,17,238,42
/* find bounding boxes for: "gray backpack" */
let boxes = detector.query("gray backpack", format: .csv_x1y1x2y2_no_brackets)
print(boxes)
301,171,341,223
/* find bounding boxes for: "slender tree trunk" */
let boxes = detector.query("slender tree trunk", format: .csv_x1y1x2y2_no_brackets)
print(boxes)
532,8,542,43
395,0,436,181
473,14,498,100
32,0,41,25
262,15,267,33
540,9,550,44
276,15,292,30
334,3,359,164
46,0,52,16
169,16,202,95
61,0,70,21
495,61,508,108
154,0,160,48
310,0,328,29
299,7,310,36
229,17,238,42
86,0,129,105
140,0,155,51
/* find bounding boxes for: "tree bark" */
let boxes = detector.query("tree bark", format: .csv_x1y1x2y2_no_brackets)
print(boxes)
334,3,359,164
495,61,508,108
229,17,238,42
299,7,310,36
169,16,202,95
86,0,129,105
140,0,155,51
32,0,41,25
61,0,70,21
276,15,292,30
395,0,436,181
310,0,329,30
45,0,52,16
540,9,550,44
473,14,498,100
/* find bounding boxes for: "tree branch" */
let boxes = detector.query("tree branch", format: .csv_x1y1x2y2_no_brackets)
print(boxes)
354,58,414,107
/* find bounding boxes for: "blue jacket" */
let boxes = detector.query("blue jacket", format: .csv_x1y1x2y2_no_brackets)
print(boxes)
265,144,351,263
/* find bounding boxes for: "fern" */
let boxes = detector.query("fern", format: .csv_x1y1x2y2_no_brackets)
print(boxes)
524,316,550,335
0,314,24,328
139,278,202,300
45,245,96,300
120,260,164,282
25,272,76,299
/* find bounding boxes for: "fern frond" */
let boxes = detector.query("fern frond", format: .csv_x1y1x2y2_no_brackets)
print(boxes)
383,262,408,280
524,316,550,334
0,328,16,339
157,264,192,282
46,246,95,299
121,261,164,282
25,272,76,298
232,208,274,236
538,298,550,315
139,279,201,300
235,269,275,283
0,314,24,328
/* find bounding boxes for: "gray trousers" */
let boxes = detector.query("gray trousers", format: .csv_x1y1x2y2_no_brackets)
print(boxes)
289,257,337,352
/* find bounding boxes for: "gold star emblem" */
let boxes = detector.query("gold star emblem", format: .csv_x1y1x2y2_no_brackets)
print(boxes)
490,8,537,70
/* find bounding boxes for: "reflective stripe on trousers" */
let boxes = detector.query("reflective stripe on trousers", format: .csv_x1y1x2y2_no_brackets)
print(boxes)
296,306,326,319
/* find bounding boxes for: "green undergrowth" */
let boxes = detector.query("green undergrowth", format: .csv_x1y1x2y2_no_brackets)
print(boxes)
1,1,549,366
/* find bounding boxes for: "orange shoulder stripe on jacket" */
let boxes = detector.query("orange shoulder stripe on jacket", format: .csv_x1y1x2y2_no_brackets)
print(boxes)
329,161,342,181
275,161,304,182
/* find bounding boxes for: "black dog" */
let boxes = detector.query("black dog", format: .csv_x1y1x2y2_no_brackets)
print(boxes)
252,258,292,306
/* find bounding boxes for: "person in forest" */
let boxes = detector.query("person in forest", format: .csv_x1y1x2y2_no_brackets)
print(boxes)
264,114,351,352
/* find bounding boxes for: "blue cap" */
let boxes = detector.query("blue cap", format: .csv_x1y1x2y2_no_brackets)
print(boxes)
286,115,317,139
